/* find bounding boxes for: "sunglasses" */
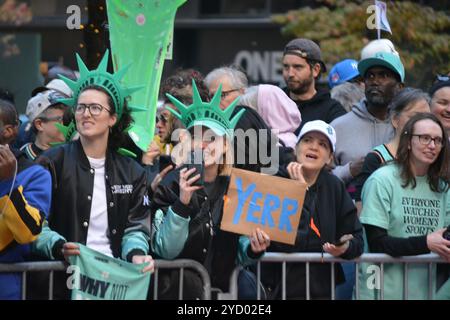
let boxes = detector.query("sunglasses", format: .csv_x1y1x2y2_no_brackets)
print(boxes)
436,74,450,82
47,91,67,105
156,114,169,124
39,116,64,123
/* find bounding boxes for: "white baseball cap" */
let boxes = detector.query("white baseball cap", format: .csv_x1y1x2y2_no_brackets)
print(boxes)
26,90,67,122
360,39,399,60
297,120,337,152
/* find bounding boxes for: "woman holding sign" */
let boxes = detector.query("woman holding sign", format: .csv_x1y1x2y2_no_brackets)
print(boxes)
32,51,154,299
151,81,270,299
261,120,364,299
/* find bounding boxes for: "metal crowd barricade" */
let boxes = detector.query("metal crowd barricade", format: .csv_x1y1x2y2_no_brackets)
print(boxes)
225,252,447,300
0,259,211,300
152,259,211,300
0,261,66,300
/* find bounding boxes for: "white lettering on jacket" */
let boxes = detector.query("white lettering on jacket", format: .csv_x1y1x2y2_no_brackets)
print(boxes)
111,184,133,194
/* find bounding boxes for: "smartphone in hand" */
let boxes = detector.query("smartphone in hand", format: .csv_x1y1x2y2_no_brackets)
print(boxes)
333,234,353,246
185,150,204,187
159,155,174,172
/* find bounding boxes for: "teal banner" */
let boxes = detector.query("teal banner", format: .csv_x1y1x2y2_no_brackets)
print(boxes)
68,244,150,300
106,0,187,151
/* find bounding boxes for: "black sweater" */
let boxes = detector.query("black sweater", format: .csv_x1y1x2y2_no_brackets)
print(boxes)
261,168,364,299
282,88,347,135
364,225,429,257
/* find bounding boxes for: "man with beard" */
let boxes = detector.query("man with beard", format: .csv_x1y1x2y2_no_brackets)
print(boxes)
331,51,404,196
282,38,346,134
329,50,404,301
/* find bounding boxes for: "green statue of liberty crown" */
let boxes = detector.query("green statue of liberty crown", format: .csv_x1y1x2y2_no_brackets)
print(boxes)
57,49,145,120
165,80,245,137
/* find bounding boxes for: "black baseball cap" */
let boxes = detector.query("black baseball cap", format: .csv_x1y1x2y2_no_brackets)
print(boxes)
429,76,450,97
284,38,327,72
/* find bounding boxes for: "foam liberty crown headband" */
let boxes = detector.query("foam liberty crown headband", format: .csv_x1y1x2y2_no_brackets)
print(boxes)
53,50,146,158
165,80,246,137
57,49,145,121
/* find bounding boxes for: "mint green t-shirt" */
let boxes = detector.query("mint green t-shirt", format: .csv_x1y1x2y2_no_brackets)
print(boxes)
358,164,450,300
68,244,151,300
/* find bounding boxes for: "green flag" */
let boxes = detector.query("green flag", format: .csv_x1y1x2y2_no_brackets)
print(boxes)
106,0,187,151
68,244,151,300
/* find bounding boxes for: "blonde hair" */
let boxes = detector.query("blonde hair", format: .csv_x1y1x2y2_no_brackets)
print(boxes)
171,130,234,176
219,136,234,176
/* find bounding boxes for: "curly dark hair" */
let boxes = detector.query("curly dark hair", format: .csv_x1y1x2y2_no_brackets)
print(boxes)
79,85,133,152
161,68,210,104
396,112,450,192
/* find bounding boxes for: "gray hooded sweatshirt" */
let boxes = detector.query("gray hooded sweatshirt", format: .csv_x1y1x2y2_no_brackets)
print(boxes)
331,99,394,183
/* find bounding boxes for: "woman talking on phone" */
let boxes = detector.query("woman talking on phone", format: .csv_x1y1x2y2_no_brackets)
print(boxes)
150,82,271,299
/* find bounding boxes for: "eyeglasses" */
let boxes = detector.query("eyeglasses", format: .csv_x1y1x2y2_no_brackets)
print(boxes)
411,134,443,147
219,89,240,99
75,103,111,116
39,116,64,123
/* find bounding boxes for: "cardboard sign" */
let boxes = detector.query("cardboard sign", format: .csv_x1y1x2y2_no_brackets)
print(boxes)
221,168,307,245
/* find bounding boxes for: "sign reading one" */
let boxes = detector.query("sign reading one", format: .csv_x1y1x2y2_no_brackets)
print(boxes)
234,50,284,84
221,168,307,245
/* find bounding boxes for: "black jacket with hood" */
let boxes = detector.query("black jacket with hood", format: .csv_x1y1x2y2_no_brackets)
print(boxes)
282,88,346,135
261,168,364,299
